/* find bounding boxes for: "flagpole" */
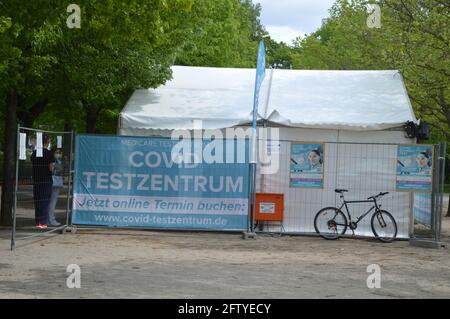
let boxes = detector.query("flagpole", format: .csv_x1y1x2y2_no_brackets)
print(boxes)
249,40,266,235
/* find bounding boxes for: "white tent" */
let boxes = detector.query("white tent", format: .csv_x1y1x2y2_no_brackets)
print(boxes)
119,66,417,135
119,66,419,238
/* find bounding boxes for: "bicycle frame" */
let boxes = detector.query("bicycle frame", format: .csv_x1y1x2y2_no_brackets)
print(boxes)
336,196,381,226
315,191,396,242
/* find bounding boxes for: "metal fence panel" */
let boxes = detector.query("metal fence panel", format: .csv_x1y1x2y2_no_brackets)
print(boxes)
11,127,74,250
256,140,445,239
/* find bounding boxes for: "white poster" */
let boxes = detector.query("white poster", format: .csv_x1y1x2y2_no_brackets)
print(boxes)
36,132,43,157
259,202,275,214
19,133,27,160
57,135,62,148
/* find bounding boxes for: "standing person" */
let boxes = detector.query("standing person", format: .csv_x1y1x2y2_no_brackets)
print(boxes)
31,134,55,229
48,148,64,226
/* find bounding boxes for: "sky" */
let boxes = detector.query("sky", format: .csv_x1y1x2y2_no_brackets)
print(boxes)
255,0,337,44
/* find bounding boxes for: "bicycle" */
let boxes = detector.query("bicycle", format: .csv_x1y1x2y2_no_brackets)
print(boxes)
314,189,397,242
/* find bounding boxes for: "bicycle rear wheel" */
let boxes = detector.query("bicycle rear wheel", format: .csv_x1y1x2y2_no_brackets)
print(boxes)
371,210,397,242
314,207,348,240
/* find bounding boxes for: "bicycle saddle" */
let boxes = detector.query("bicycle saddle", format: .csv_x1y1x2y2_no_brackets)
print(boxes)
334,189,349,193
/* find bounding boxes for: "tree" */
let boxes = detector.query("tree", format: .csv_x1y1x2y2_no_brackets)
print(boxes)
175,0,267,68
0,0,193,224
384,0,449,139
292,0,449,137
31,0,193,133
266,38,296,69
291,0,450,215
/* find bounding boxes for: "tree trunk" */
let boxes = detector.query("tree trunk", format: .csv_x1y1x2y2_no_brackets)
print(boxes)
0,90,18,226
447,194,450,217
17,98,48,129
63,122,73,167
63,122,72,151
86,107,97,134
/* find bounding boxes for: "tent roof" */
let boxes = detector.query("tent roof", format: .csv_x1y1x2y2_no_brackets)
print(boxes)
119,66,417,131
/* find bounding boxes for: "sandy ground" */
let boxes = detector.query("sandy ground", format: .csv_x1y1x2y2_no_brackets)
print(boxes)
0,217,449,299
0,186,449,299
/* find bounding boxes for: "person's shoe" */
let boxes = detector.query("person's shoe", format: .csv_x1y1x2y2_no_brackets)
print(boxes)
37,223,48,229
49,221,61,227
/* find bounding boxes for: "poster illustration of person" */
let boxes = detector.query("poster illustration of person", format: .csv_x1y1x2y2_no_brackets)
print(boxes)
290,143,324,188
396,145,433,192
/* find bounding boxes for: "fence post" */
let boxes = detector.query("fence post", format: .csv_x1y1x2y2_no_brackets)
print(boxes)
437,142,446,242
10,125,20,251
65,131,74,227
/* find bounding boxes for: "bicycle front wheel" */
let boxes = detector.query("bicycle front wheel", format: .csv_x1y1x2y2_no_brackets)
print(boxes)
371,210,397,242
314,207,348,240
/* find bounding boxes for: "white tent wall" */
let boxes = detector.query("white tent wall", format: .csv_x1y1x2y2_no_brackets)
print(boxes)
252,126,413,238
117,66,420,238
118,126,411,143
118,128,174,137
255,142,410,238
117,126,414,238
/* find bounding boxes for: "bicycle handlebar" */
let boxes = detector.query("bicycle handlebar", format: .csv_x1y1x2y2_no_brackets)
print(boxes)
367,192,389,200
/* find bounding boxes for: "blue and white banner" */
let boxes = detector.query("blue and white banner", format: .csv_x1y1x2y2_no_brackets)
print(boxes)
72,135,250,230
252,40,266,127
413,192,432,227
396,145,433,192
251,40,266,164
290,143,324,188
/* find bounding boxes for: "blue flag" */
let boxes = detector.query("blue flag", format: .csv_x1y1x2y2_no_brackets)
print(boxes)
252,40,266,129
250,40,266,164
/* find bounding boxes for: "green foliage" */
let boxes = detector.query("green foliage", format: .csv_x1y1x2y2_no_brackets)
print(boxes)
0,0,194,133
175,0,266,68
386,0,449,140
292,0,449,143
0,16,22,91
0,0,280,136
0,0,447,141
266,39,295,69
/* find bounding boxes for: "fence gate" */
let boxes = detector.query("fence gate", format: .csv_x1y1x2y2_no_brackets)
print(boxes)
10,126,74,250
